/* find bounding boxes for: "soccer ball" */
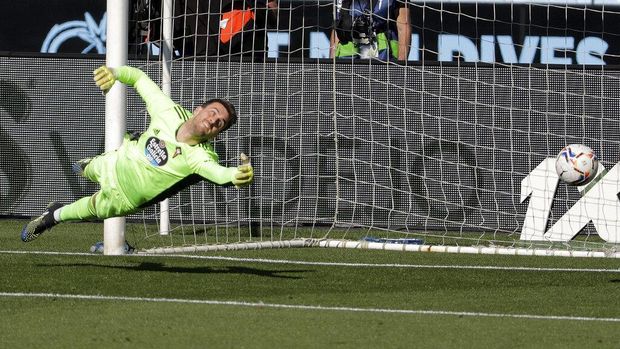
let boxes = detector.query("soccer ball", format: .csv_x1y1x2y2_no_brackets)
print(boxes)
555,144,599,186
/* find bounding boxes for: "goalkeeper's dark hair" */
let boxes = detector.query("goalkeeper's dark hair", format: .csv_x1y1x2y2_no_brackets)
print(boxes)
202,98,238,132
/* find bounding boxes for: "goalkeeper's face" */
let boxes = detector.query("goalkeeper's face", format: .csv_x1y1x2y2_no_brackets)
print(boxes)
191,102,231,140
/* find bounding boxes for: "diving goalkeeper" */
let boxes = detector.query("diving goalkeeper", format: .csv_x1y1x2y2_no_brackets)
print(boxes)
21,65,254,242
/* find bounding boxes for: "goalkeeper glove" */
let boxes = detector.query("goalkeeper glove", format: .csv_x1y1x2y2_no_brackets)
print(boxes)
232,164,254,188
233,154,253,188
93,66,116,93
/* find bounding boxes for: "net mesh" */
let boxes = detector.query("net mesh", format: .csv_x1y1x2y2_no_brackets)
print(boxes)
125,0,620,254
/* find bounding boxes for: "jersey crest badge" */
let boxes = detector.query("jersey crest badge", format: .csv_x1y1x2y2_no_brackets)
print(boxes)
173,147,182,158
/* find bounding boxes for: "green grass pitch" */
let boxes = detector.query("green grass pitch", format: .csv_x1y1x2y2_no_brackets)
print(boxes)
0,218,618,348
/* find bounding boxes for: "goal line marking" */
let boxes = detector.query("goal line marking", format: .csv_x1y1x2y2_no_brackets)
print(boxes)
163,254,620,273
1,292,618,322
1,249,619,273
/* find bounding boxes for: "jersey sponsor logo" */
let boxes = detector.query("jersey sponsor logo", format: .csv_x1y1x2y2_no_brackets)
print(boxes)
145,137,168,166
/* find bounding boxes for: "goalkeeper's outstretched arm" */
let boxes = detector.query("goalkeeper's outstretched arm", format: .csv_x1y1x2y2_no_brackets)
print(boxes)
195,154,254,188
93,65,176,115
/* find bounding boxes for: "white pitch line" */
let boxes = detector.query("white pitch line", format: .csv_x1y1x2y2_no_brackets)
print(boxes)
158,254,620,273
1,249,619,273
0,292,618,322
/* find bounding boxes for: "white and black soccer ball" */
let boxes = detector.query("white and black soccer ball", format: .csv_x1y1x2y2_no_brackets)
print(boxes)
555,144,599,186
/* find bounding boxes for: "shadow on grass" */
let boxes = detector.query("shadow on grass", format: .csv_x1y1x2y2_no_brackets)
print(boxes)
37,262,311,279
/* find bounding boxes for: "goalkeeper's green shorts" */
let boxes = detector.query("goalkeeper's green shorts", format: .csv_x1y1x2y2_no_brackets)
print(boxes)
83,150,137,218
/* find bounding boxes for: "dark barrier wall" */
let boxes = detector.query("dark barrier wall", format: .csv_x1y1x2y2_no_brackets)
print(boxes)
1,56,619,232
2,1,620,64
0,0,106,54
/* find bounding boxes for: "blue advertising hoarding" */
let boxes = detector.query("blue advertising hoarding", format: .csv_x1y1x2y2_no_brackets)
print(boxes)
0,1,619,63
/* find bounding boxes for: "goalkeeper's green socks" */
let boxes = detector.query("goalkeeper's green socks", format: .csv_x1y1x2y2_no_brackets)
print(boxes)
58,196,97,222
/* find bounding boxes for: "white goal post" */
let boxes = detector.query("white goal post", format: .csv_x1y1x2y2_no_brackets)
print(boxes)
107,0,620,257
103,0,128,255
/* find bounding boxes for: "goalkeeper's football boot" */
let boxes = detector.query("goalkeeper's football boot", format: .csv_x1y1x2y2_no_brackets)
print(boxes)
21,202,63,242
72,158,92,177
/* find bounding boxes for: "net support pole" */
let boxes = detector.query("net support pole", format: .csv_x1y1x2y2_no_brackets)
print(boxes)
103,0,128,255
159,0,174,235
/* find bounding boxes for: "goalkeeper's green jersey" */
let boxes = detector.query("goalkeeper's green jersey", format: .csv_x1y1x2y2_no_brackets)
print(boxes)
112,66,236,208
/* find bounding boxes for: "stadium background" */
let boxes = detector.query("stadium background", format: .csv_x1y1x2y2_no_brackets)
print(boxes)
1,0,619,64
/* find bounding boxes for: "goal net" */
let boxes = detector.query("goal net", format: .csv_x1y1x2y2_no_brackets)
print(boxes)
123,0,620,257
